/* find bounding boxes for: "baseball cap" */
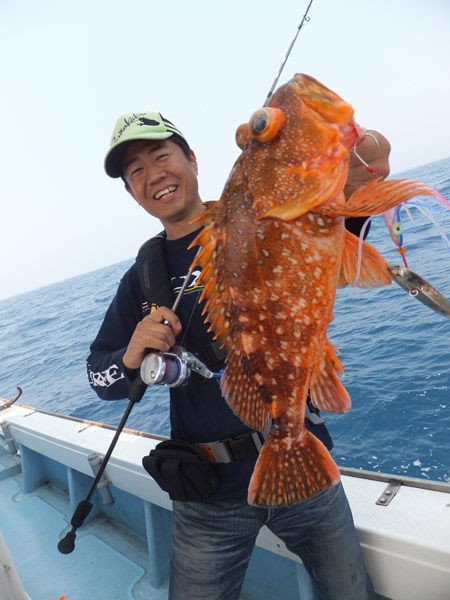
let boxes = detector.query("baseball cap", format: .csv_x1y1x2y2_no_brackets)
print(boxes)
104,111,190,178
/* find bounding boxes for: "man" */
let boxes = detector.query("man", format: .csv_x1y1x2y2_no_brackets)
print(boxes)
87,111,390,599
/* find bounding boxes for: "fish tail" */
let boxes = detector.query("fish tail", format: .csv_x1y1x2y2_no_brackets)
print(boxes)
248,429,340,507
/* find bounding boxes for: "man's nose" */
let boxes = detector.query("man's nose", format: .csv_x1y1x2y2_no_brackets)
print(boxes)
147,163,167,185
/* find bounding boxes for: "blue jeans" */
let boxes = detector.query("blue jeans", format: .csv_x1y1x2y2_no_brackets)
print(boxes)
169,482,374,600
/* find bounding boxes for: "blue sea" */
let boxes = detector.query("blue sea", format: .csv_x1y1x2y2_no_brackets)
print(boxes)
1,159,449,483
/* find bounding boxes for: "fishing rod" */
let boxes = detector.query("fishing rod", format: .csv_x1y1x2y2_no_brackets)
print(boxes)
58,262,216,554
263,0,315,106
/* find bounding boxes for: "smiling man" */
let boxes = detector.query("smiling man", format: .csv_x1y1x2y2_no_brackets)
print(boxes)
86,110,387,600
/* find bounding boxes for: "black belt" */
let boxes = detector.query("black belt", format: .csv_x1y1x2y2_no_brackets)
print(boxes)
196,403,324,464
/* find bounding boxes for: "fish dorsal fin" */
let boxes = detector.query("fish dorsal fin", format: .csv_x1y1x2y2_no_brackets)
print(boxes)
190,201,232,340
191,202,271,431
310,338,350,413
339,229,392,288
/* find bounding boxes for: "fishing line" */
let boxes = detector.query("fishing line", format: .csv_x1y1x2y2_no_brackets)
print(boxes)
263,0,315,106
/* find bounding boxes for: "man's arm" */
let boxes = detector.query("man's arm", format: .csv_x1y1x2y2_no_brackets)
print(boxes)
87,265,182,400
86,267,145,400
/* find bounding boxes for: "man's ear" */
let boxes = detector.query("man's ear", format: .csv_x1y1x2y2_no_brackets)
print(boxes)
189,150,199,175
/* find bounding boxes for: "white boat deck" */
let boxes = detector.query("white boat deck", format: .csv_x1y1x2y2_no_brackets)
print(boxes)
1,402,449,600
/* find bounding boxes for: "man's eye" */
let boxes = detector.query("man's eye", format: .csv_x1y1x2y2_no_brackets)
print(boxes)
130,167,143,177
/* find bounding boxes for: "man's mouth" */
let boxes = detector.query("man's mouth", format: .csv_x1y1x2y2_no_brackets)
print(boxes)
154,185,177,201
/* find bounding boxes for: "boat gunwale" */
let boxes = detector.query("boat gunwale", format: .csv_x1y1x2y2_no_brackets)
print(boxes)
2,399,448,495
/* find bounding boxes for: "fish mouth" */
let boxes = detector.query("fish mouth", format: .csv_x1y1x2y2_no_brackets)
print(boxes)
291,74,355,126
154,185,178,201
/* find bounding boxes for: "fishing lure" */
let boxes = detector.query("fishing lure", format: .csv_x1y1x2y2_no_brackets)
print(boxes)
383,205,408,267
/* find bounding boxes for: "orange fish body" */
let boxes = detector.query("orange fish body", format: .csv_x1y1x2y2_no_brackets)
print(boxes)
191,74,440,507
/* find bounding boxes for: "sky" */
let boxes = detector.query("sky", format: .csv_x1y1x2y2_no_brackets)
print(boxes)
1,0,449,300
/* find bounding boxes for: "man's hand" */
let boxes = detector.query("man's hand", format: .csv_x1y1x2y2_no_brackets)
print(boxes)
344,130,391,199
123,307,182,370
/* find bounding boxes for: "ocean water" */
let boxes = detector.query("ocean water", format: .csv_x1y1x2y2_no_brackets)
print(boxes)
1,158,449,483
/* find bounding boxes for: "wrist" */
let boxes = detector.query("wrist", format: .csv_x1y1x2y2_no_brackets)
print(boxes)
122,348,141,371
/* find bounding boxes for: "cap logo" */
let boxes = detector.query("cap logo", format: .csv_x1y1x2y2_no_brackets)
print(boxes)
138,117,160,127
111,112,149,144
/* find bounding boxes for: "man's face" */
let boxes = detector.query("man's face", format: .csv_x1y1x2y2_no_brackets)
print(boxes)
122,139,202,229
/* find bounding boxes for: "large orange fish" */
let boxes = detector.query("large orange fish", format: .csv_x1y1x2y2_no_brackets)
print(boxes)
191,73,440,507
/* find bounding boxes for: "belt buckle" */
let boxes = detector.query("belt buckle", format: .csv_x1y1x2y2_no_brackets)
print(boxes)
198,442,233,463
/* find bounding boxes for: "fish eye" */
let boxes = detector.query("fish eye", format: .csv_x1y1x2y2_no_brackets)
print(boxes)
248,108,286,143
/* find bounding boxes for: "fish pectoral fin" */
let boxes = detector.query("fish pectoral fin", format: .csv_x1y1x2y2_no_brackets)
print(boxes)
310,339,350,413
320,178,443,217
248,429,340,506
221,351,271,432
339,229,392,288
